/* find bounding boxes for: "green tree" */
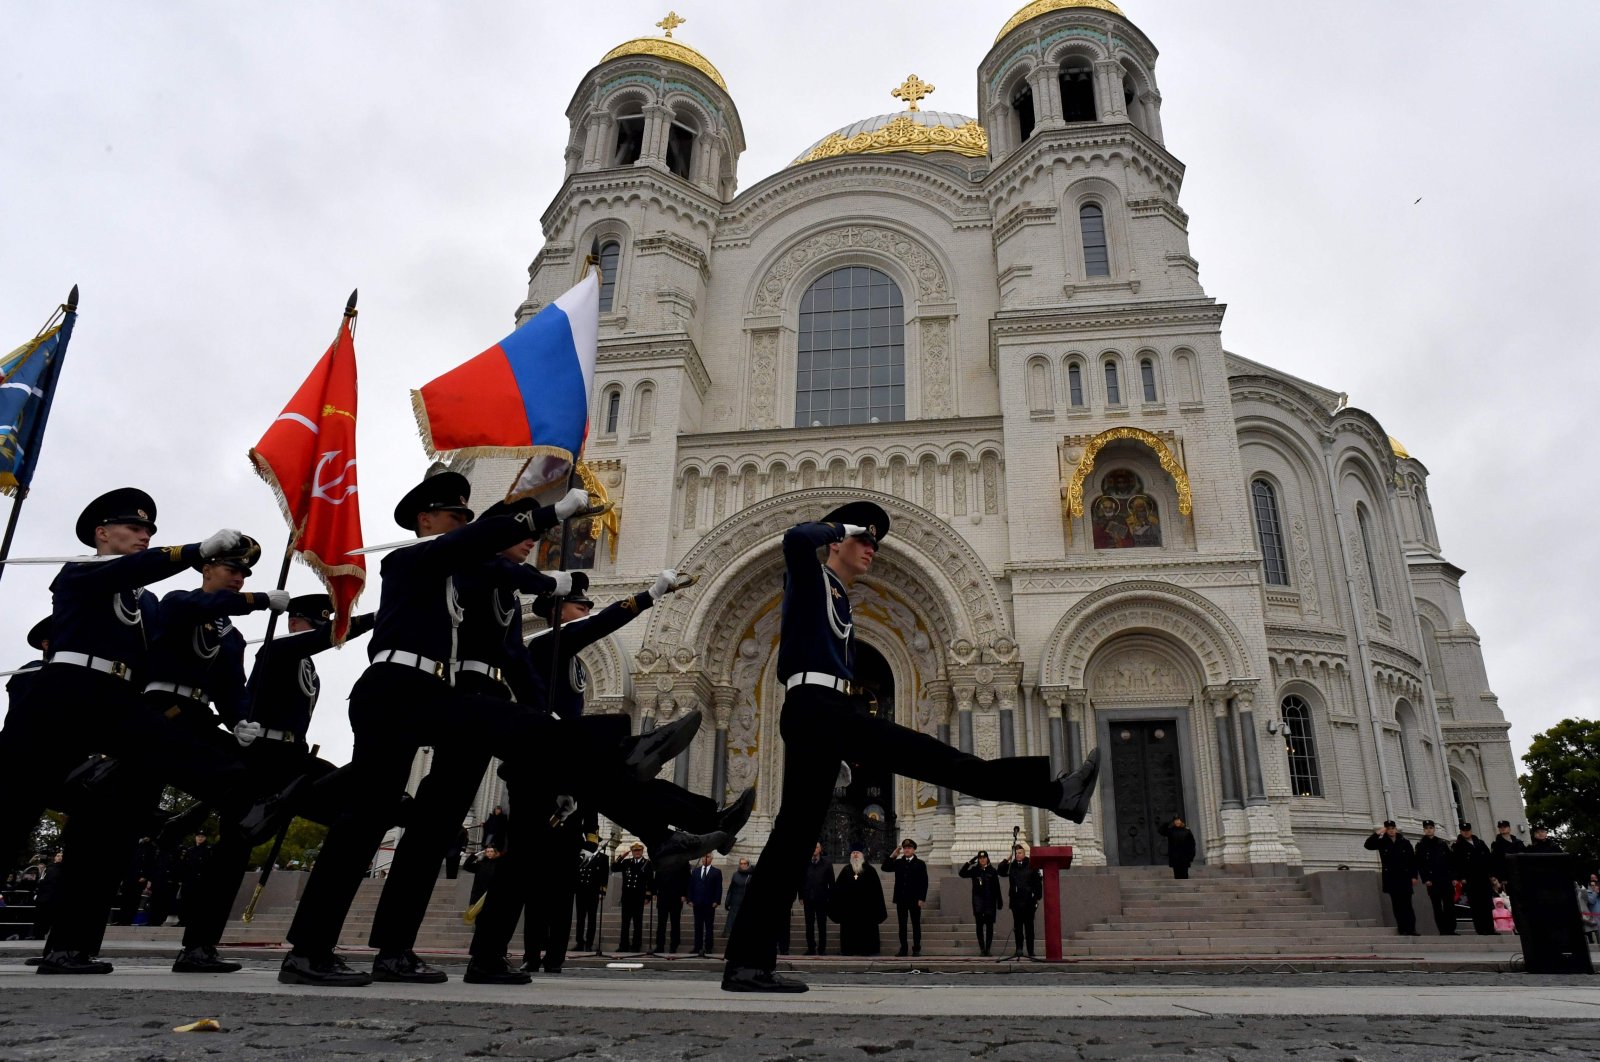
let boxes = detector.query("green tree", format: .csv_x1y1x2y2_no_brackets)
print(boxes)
1519,718,1600,873
248,817,329,871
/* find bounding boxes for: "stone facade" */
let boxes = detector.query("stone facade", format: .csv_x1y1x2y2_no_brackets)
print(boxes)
455,1,1524,869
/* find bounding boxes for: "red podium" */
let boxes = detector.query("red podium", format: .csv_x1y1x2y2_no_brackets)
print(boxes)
1031,844,1074,962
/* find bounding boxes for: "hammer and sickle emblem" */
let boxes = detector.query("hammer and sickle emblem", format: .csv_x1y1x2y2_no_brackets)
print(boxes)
311,450,358,504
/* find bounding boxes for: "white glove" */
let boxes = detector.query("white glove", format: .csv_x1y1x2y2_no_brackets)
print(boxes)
649,569,678,600
554,488,590,520
835,761,854,789
233,720,263,747
200,528,242,558
264,589,291,613
550,570,574,596
841,523,869,539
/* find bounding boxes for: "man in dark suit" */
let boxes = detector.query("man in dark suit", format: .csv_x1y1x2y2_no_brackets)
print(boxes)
688,854,723,956
653,858,689,954
997,844,1041,958
881,837,929,957
801,842,833,955
1364,820,1419,935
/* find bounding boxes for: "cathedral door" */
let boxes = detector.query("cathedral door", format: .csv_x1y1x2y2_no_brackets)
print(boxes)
1108,719,1185,866
820,643,896,862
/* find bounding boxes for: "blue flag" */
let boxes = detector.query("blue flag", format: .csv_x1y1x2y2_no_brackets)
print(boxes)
0,301,76,496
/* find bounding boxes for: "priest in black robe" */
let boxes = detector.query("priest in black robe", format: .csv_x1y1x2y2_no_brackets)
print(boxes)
828,845,886,956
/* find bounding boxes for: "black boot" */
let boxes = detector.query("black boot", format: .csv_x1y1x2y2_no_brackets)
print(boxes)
464,957,532,985
1054,747,1102,823
172,946,241,973
621,711,702,780
37,950,112,975
652,829,733,874
239,773,310,846
717,787,756,839
278,950,372,987
721,965,808,993
372,950,448,984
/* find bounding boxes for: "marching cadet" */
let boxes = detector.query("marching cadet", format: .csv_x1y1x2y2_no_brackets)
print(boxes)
280,471,695,987
721,500,1102,993
0,487,253,974
135,533,296,973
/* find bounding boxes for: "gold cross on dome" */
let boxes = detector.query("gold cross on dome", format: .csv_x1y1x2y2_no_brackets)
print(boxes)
657,11,686,37
892,74,935,112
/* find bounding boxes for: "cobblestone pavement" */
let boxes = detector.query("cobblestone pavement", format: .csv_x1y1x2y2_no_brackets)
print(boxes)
2,964,1597,1061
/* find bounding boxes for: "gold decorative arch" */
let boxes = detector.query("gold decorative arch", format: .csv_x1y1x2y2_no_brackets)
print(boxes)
1066,426,1193,519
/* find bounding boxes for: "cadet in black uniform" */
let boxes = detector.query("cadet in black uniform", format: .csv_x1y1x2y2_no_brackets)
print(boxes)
0,488,254,974
998,843,1042,958
1364,820,1419,935
1414,819,1456,934
613,841,653,952
5,619,50,711
1451,821,1496,935
721,501,1103,993
137,534,290,972
280,472,694,987
572,819,610,951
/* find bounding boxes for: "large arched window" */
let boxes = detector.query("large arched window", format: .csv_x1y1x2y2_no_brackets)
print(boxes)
592,238,621,313
1281,695,1323,797
1396,700,1421,808
1011,81,1036,143
666,112,698,180
612,106,644,166
1357,504,1384,609
795,266,905,427
1080,204,1110,277
1251,479,1290,586
1059,57,1097,122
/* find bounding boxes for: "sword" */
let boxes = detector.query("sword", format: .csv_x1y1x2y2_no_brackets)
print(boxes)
241,743,318,924
0,554,117,565
346,503,616,557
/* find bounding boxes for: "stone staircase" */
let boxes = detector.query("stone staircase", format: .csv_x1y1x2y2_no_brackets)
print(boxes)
1066,866,1501,959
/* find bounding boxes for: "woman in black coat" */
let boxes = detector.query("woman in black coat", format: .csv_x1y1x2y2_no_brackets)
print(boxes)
1158,817,1197,880
958,851,1004,955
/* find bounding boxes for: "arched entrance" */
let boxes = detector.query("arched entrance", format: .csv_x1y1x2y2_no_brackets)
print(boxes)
819,643,897,862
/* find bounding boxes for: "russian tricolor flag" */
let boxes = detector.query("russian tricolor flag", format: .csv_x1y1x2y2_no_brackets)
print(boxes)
413,272,599,500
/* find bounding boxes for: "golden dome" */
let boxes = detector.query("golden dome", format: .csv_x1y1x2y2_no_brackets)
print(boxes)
792,110,988,166
599,36,727,92
996,0,1126,43
1389,436,1412,460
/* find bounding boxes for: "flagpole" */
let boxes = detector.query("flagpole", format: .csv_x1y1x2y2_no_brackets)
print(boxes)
248,290,357,711
0,285,78,593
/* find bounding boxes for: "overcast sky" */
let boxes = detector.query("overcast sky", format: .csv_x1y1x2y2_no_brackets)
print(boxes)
3,1,1596,774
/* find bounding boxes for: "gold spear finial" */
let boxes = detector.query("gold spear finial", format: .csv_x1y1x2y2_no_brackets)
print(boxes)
657,10,686,37
891,74,935,112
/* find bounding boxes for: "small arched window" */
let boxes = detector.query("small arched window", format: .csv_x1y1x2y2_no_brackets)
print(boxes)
666,112,698,180
1080,204,1110,277
1140,358,1157,402
1027,357,1053,414
1103,359,1121,405
612,107,645,166
795,266,905,427
593,239,621,313
602,388,622,435
1011,82,1036,143
1067,361,1084,407
1281,695,1323,797
1358,504,1384,609
1059,57,1097,122
1250,479,1290,586
631,383,655,437
1396,700,1421,807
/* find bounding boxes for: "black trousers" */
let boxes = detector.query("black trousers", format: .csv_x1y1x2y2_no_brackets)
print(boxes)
1389,889,1417,934
1172,864,1191,880
975,914,995,953
724,684,1057,973
1466,882,1495,935
897,903,922,950
655,897,682,952
618,897,646,952
693,902,717,953
1427,882,1456,934
803,900,828,953
574,889,602,949
287,666,613,956
0,667,250,956
1012,905,1036,954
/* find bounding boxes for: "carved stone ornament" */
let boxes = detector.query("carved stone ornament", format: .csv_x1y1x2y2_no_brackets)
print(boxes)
752,226,949,313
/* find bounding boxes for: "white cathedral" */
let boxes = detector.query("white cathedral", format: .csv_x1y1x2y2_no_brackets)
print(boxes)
447,0,1524,871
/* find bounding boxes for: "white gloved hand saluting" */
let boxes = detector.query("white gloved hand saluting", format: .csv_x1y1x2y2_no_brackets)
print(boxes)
550,570,575,596
840,523,869,539
264,589,292,613
554,488,590,520
649,569,678,600
234,720,263,747
200,528,243,558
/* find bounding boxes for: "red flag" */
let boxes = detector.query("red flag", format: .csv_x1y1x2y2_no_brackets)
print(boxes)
248,306,365,643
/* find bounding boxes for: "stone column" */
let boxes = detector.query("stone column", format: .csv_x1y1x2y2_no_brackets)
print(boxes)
1139,91,1164,141
986,101,1013,157
582,111,613,169
1031,66,1064,130
1210,689,1242,811
1095,60,1126,121
936,721,955,812
640,104,673,167
1236,689,1267,807
1041,689,1066,775
998,685,1017,759
710,686,737,805
954,684,976,807
1063,688,1088,769
1205,685,1249,867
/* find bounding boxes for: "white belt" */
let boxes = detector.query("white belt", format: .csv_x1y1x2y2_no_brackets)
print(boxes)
455,660,503,682
373,650,448,679
145,681,207,702
785,671,857,695
51,651,134,681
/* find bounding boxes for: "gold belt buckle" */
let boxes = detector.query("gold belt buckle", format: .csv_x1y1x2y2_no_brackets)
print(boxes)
192,687,206,703
110,660,129,679
433,660,447,679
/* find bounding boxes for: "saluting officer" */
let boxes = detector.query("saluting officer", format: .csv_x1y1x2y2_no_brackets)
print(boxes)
721,501,1103,993
0,488,251,974
998,843,1043,958
613,841,654,953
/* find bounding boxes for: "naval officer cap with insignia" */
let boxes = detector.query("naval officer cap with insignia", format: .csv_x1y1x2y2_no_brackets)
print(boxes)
821,500,891,550
393,470,474,530
193,534,262,573
75,486,159,546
